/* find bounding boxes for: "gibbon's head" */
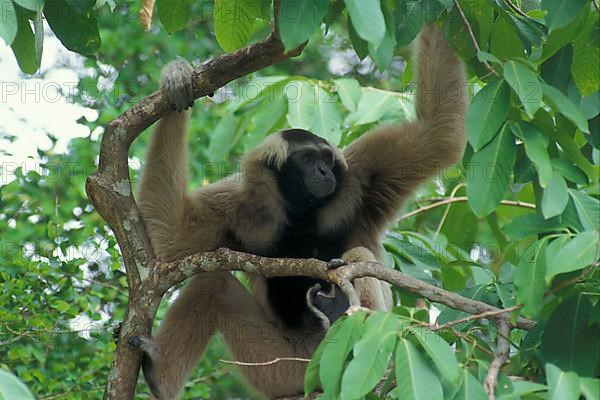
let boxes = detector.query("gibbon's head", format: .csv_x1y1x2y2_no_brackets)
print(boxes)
247,129,347,210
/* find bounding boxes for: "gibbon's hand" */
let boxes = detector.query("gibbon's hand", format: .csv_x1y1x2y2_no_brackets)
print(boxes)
161,57,195,112
326,258,347,269
307,283,350,326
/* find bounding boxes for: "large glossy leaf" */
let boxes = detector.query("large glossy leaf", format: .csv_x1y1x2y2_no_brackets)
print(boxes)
349,88,397,126
0,0,18,45
541,172,568,219
277,0,328,50
157,0,191,33
467,79,511,151
467,124,516,217
412,330,460,384
454,369,488,400
542,0,589,31
580,378,600,400
394,339,443,400
334,78,361,112
504,214,566,240
344,0,385,45
513,122,553,187
542,83,589,133
214,0,260,51
546,231,599,282
541,295,600,376
44,0,100,55
208,115,240,162
286,80,317,130
368,1,395,71
514,239,547,317
572,41,600,97
319,313,366,395
340,313,400,399
569,189,600,232
309,85,341,145
13,0,43,11
545,363,581,400
504,61,542,118
11,9,39,74
0,369,35,400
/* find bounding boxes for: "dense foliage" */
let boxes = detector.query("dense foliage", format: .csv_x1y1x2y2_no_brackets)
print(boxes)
0,0,598,399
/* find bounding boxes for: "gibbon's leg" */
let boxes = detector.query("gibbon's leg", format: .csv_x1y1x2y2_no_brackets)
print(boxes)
341,247,392,311
131,272,309,399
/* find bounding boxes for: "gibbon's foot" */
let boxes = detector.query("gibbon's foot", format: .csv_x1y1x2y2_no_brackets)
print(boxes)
307,283,350,327
160,57,195,112
128,336,162,399
327,258,347,269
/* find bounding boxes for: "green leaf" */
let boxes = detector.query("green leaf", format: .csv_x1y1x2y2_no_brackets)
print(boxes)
572,43,600,97
319,313,366,395
394,338,443,400
348,16,368,59
541,172,569,219
0,369,35,400
490,13,524,60
467,80,511,151
569,189,600,232
546,232,599,282
344,0,385,45
542,295,600,377
467,124,516,217
44,0,100,56
0,0,18,45
514,122,553,187
350,88,397,126
504,214,566,240
214,0,260,51
542,0,589,31
157,0,191,33
334,78,362,112
551,159,588,185
13,0,43,11
286,80,316,130
309,85,342,145
541,45,573,91
412,331,460,384
542,83,589,133
340,313,400,399
304,337,325,394
546,364,581,400
514,239,547,317
277,0,328,50
580,377,600,400
368,1,395,71
208,115,240,162
11,8,39,74
504,61,542,118
454,369,488,400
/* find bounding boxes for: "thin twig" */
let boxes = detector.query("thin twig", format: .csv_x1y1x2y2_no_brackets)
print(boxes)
428,305,523,331
545,266,594,297
219,357,310,366
434,183,464,239
453,0,499,77
399,196,535,221
503,0,529,18
483,319,511,400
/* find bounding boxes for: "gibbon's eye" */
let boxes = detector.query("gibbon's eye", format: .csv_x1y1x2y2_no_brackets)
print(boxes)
321,149,334,167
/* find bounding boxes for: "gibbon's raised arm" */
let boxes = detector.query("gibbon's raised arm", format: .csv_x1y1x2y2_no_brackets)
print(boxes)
343,25,466,229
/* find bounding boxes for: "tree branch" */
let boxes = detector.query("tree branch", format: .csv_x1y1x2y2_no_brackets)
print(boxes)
86,9,306,398
483,319,512,399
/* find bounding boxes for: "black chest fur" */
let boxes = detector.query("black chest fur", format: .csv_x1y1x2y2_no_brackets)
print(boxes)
264,211,348,329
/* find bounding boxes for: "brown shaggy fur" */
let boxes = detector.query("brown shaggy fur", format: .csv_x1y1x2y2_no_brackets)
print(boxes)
135,25,466,399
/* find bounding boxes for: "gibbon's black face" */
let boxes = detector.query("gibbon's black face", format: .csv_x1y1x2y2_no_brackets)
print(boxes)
276,129,340,211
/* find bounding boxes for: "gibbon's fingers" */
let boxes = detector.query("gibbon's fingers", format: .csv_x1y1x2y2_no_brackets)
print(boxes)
160,58,195,112
326,258,347,269
307,283,349,327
